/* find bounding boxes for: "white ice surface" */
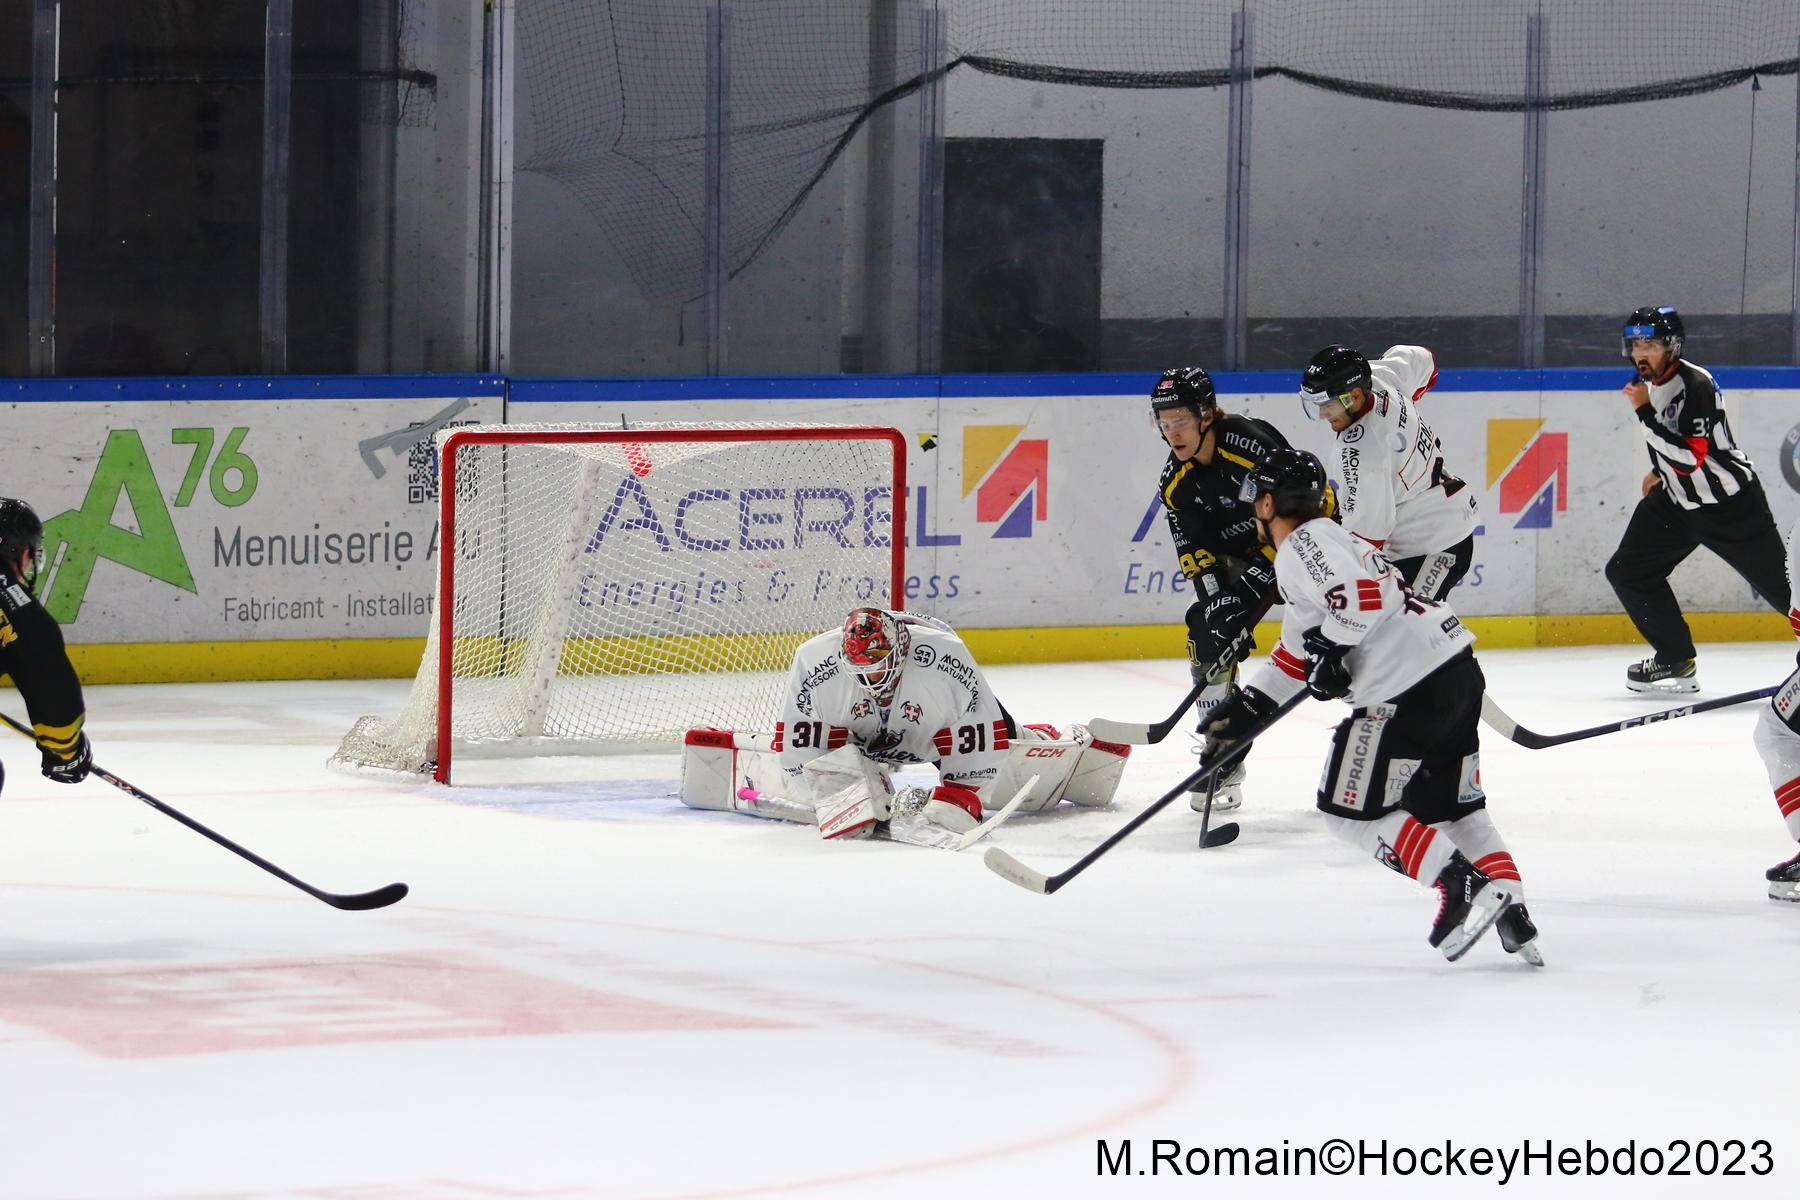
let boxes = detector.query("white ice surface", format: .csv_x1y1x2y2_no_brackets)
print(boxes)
0,644,1796,1199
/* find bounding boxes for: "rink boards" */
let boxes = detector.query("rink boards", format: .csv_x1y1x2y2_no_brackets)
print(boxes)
2,369,1796,682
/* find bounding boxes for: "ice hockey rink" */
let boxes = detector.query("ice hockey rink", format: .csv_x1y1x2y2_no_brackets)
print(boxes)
0,641,1794,1199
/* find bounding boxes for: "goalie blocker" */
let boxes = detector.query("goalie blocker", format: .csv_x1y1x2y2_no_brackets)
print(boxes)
680,723,1129,841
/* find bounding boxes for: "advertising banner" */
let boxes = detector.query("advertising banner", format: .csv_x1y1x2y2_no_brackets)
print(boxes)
513,369,1800,630
4,378,504,646
5,369,1795,679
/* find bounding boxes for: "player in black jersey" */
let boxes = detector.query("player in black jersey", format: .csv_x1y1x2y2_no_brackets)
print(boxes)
1150,366,1294,812
0,499,93,794
1604,306,1790,694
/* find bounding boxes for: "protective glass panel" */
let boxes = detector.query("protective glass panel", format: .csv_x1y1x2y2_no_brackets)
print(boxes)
55,3,265,375
1544,78,1800,367
0,4,29,376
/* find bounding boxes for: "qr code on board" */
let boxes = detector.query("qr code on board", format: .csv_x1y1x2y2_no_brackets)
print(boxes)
406,420,478,504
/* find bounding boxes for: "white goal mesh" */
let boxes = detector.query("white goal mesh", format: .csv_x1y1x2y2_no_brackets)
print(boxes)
331,422,906,781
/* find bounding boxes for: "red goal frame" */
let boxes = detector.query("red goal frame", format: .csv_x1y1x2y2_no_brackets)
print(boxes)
431,425,909,782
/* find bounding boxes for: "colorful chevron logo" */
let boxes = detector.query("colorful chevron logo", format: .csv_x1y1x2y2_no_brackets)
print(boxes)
963,425,1048,538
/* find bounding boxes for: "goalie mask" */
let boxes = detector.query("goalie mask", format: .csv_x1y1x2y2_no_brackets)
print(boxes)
842,607,910,703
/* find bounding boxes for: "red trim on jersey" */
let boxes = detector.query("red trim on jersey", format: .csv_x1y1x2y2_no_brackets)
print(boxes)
1272,643,1308,680
1787,607,1800,639
1355,579,1383,611
1473,851,1523,884
826,726,850,749
1413,350,1438,401
1674,435,1709,473
1777,777,1800,818
991,719,1010,751
1396,817,1437,879
771,723,785,752
933,728,954,756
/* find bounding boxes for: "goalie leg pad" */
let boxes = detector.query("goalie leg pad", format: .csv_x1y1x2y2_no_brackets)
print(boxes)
990,723,1130,812
681,729,745,812
1060,725,1130,808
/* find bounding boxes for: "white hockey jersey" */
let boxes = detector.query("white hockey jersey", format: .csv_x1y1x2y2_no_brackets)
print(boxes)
1334,345,1479,558
1244,516,1475,708
1787,514,1800,645
775,622,1012,799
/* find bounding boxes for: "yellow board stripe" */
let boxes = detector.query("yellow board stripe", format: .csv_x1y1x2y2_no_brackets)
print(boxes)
6,610,1788,685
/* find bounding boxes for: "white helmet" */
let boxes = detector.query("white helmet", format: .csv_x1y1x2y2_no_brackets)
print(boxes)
841,607,910,702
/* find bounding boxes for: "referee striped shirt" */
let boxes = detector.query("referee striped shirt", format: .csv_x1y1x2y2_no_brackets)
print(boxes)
1635,359,1759,509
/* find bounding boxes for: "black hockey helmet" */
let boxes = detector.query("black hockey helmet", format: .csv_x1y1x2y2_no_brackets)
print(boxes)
1150,366,1215,413
0,497,44,586
1238,447,1329,519
1621,305,1684,359
1299,344,1372,419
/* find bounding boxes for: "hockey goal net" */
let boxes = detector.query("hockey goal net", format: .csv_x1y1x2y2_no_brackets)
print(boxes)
331,422,907,782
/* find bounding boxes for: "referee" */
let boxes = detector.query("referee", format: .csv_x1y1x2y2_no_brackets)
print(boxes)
1603,305,1790,694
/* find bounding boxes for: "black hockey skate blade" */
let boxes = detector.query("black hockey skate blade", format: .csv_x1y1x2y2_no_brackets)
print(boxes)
1198,822,1240,849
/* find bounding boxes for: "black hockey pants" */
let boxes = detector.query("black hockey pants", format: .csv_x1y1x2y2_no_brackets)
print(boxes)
1603,483,1790,663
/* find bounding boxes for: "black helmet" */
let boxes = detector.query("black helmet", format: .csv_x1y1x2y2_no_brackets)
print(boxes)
1238,448,1329,519
0,498,44,586
1299,345,1372,420
1149,366,1216,419
1621,305,1684,359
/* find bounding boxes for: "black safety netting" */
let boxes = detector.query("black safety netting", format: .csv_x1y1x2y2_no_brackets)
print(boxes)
516,0,1800,297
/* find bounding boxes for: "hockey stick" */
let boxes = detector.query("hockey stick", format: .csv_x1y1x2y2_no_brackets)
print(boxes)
1087,591,1277,745
985,690,1307,894
734,773,1038,851
0,713,409,911
1194,775,1240,850
1479,687,1776,751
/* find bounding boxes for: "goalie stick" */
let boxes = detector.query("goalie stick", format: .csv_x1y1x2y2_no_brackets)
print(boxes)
985,690,1306,894
0,712,409,912
735,774,1038,851
1087,591,1278,746
1479,687,1776,750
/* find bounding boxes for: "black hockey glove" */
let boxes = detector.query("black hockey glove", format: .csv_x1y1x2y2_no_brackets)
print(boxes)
1201,687,1277,763
41,733,92,785
1301,626,1353,701
1203,590,1248,650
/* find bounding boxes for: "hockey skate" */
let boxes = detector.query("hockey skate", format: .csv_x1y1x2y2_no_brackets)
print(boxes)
1495,904,1544,967
1766,849,1800,902
1189,759,1244,814
1428,852,1514,962
1625,655,1698,695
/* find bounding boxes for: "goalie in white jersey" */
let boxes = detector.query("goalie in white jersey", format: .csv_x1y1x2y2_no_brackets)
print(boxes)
679,608,1129,847
1300,344,1479,601
1202,448,1538,963
1755,513,1800,900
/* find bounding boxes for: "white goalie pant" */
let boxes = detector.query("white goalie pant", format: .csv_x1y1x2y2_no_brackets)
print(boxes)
679,723,1129,824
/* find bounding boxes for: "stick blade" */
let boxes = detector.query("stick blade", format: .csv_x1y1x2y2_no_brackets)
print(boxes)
1199,822,1240,849
983,846,1052,894
956,774,1039,851
322,882,409,911
1086,717,1153,745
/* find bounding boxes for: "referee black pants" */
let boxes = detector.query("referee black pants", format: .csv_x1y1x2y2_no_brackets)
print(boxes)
1603,482,1790,663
